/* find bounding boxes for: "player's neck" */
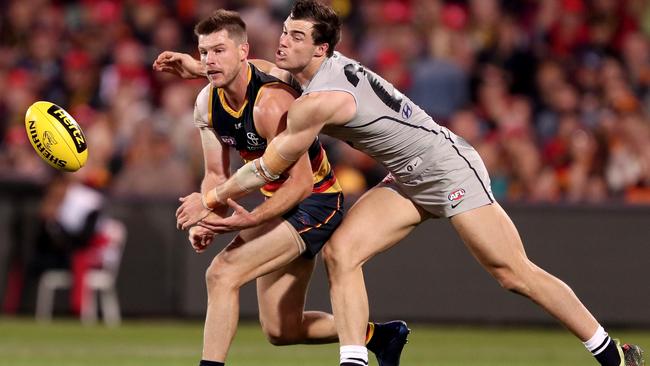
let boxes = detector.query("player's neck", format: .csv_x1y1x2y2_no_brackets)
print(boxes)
221,62,250,110
293,55,326,88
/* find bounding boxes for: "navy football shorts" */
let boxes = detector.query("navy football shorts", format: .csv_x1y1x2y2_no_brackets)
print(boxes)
282,192,344,259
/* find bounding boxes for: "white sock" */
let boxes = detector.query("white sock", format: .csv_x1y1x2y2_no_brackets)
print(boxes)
340,345,368,366
583,325,611,355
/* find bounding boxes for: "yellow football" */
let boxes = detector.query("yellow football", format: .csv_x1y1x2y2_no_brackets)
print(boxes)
25,101,88,172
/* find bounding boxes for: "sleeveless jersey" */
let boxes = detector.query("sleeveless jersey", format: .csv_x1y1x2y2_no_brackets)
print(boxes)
206,63,341,196
303,52,450,185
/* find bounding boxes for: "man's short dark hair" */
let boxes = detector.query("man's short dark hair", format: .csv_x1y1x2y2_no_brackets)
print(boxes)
290,0,341,57
194,9,247,43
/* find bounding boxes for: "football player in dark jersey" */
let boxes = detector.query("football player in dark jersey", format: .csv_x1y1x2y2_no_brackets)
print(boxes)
154,9,408,366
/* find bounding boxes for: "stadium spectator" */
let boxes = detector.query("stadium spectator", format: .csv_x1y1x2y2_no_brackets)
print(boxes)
0,0,649,210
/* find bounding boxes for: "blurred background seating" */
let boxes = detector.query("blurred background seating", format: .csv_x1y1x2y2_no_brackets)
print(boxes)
0,0,649,322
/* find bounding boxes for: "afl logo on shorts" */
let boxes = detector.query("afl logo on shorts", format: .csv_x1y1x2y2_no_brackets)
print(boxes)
448,188,466,201
402,103,412,119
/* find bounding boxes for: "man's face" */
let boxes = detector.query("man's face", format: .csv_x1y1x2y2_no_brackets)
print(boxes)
276,17,323,72
198,30,247,88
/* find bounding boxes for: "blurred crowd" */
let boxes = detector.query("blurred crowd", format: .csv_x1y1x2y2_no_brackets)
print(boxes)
1,0,650,204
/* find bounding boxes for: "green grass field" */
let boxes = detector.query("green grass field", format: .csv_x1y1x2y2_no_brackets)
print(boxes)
0,318,647,366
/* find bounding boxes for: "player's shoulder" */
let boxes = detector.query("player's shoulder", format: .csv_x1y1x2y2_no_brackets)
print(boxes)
195,83,212,109
305,52,356,92
193,83,212,128
255,76,297,113
250,59,295,86
253,87,294,136
259,81,299,100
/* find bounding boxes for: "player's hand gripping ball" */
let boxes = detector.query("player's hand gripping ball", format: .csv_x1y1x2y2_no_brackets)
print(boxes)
25,101,88,172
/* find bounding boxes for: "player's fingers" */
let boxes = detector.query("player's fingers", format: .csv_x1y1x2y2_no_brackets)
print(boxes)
193,244,204,253
226,198,244,212
153,54,169,66
181,218,195,231
177,215,187,230
158,51,174,60
198,221,220,231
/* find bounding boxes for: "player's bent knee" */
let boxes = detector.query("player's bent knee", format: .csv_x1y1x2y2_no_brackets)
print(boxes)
321,243,337,267
322,241,361,273
205,254,243,290
260,322,303,346
265,332,302,346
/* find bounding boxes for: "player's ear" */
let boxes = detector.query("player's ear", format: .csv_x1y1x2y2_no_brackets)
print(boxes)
239,42,249,61
313,43,328,58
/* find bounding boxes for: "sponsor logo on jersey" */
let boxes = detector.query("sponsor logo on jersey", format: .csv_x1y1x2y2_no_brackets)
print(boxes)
405,156,422,172
402,103,412,119
246,132,262,146
234,122,242,129
47,105,87,153
221,136,236,146
448,188,466,201
27,120,67,168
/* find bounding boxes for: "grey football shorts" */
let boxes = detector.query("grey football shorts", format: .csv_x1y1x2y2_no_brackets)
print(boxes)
378,136,495,218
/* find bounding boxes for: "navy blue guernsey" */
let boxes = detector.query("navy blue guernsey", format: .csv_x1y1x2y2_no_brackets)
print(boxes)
207,63,342,196
209,63,291,159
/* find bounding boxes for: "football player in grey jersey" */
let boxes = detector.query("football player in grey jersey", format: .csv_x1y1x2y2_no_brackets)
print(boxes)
154,9,410,366
159,1,644,366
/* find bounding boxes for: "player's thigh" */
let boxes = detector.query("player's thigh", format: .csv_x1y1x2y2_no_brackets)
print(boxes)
211,218,303,284
256,255,316,329
326,186,427,266
449,202,529,269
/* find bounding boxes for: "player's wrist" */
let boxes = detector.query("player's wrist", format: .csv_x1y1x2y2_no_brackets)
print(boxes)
200,193,214,212
193,58,207,77
203,188,225,210
249,208,264,226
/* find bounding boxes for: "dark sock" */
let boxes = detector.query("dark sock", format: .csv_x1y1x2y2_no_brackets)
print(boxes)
594,338,621,366
199,360,224,366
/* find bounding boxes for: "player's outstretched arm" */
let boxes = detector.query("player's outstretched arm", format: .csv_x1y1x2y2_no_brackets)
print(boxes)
198,85,313,233
200,93,334,215
176,86,230,231
248,59,301,91
175,127,231,230
153,51,205,79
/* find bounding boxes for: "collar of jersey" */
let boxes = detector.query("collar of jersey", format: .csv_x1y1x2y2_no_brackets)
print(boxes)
217,64,252,119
